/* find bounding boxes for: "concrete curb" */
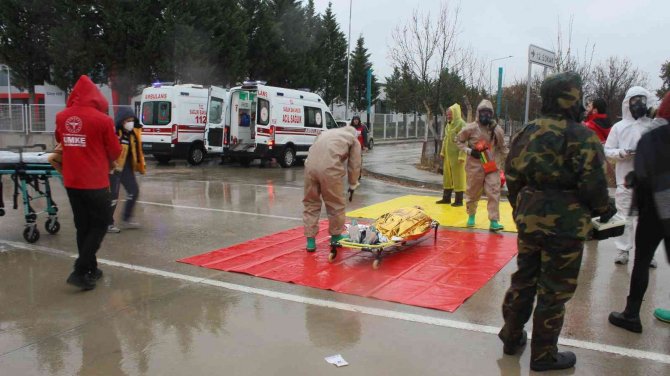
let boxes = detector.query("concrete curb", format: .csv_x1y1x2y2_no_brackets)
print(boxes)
363,168,443,191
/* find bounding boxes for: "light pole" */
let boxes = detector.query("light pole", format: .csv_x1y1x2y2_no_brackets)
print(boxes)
489,55,512,97
0,64,10,124
345,0,353,120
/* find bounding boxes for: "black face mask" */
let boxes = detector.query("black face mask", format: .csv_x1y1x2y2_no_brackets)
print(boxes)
630,102,647,120
479,113,492,126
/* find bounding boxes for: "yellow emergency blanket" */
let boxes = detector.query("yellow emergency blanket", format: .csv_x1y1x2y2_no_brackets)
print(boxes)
347,195,517,233
373,206,434,240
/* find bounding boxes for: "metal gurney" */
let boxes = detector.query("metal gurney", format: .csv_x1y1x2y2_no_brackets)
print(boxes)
0,144,62,243
330,206,439,269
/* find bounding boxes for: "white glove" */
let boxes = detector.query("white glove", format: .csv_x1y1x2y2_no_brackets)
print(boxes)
349,182,360,191
619,150,635,159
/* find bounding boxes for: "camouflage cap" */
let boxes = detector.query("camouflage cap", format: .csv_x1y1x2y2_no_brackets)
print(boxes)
540,72,583,117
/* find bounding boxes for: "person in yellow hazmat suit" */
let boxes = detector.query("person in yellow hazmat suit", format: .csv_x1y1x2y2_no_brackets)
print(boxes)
303,126,362,251
436,103,467,206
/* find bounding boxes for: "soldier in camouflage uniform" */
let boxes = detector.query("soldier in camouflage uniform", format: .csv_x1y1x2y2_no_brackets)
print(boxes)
498,72,616,372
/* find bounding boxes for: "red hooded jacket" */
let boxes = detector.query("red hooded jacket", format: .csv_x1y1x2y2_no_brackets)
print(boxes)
583,112,612,143
55,75,121,189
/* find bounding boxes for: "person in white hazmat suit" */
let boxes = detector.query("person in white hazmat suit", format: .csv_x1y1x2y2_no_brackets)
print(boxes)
604,86,657,267
303,126,362,252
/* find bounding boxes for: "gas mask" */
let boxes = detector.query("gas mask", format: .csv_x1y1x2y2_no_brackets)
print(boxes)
123,121,135,132
478,111,493,126
629,96,647,120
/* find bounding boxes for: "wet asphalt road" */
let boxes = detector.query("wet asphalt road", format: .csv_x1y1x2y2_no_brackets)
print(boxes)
1,149,669,375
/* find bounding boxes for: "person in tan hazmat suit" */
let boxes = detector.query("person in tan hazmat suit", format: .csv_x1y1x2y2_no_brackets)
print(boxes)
303,126,362,251
456,99,508,231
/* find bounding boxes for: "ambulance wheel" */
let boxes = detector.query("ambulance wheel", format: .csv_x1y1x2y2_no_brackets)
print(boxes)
23,226,40,243
187,144,205,165
372,259,381,269
278,146,296,168
328,250,337,262
45,219,60,234
154,155,171,164
0,208,4,216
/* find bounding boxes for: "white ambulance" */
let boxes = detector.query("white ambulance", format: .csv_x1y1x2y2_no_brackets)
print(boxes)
140,83,213,165
208,82,338,167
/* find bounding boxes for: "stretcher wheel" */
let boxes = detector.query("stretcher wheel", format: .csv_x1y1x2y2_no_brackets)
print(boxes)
45,219,60,234
372,259,381,269
23,226,40,243
328,249,337,263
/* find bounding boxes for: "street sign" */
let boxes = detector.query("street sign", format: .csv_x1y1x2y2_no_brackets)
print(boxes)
528,44,556,68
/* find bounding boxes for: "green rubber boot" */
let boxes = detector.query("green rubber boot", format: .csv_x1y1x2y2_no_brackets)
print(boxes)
330,234,347,245
306,237,316,252
466,215,476,227
490,220,505,232
654,308,670,323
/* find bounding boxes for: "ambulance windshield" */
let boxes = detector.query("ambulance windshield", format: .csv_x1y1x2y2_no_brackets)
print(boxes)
142,101,171,126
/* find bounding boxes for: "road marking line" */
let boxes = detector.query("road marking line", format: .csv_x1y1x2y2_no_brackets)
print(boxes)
1,239,669,365
135,200,303,221
140,177,305,191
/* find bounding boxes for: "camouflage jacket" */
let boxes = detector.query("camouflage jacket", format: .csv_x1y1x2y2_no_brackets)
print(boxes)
505,115,610,239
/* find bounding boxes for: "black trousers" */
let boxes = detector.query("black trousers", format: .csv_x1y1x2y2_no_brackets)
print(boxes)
66,188,110,275
109,166,139,224
625,207,670,315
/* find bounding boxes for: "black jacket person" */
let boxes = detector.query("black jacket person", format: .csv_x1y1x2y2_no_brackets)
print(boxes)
499,72,614,372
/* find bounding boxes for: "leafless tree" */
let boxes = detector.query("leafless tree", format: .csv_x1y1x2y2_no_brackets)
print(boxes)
592,56,648,119
389,1,464,109
553,16,596,94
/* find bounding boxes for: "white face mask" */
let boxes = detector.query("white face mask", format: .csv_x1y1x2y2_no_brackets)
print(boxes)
123,121,135,132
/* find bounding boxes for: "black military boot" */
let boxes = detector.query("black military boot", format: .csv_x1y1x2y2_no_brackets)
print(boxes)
451,191,464,207
436,189,452,204
530,351,577,372
608,311,642,333
498,329,527,355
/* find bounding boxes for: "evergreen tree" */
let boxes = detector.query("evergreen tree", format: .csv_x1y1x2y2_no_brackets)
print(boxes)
48,0,106,92
658,60,670,99
0,0,55,99
349,36,379,112
315,2,347,106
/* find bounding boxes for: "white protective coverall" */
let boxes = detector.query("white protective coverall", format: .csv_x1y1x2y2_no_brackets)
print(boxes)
605,86,656,253
456,100,508,220
303,126,362,237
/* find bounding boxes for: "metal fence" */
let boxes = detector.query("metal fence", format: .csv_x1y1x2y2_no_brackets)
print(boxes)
0,104,134,133
369,113,444,142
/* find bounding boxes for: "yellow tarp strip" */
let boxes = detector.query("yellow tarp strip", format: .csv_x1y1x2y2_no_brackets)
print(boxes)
347,195,517,233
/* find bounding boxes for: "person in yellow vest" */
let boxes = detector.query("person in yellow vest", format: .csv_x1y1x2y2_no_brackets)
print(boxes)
107,107,146,233
436,103,467,206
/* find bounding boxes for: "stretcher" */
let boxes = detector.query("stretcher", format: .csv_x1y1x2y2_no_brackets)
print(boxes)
0,144,62,243
329,204,440,269
330,221,439,269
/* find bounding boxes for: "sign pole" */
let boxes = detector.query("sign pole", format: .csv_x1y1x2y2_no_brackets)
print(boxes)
524,61,532,124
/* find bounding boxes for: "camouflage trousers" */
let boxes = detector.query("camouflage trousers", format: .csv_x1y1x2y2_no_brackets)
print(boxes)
499,234,583,362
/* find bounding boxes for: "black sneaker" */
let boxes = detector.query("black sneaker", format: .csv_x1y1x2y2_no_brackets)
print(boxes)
499,330,527,355
66,272,96,291
608,311,642,333
92,268,103,281
530,351,577,372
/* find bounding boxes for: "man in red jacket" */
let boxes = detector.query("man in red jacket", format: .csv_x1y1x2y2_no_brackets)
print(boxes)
583,98,612,143
56,75,121,291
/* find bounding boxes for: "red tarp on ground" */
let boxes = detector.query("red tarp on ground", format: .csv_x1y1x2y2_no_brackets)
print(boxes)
178,222,518,312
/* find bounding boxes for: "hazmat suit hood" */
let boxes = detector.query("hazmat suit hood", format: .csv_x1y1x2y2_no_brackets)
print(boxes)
341,124,358,138
475,100,494,121
66,75,109,114
448,103,463,123
621,86,652,122
539,72,583,120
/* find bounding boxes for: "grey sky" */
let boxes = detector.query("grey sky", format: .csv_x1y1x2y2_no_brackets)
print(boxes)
314,0,667,96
